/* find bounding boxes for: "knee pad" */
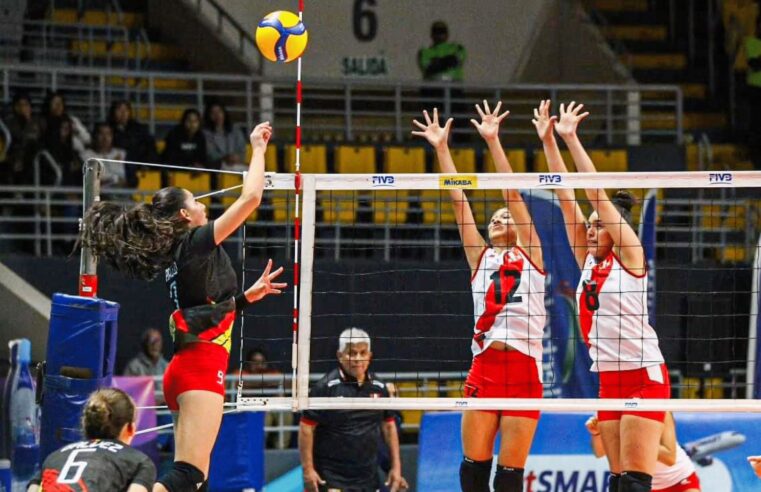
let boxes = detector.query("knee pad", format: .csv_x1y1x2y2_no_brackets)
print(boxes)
620,471,652,492
459,456,492,492
493,465,523,492
157,461,206,492
608,473,620,492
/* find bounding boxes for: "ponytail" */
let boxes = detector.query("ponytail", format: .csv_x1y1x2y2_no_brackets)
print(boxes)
80,187,189,280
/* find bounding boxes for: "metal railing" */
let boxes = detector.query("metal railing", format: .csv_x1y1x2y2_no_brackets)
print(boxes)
0,63,684,145
0,117,11,161
1,184,757,264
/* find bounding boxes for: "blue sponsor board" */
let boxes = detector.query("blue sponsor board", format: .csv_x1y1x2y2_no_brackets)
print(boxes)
419,412,759,491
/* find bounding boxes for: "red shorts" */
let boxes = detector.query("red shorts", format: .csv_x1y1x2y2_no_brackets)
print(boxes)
464,346,542,419
163,342,229,411
598,364,671,422
653,472,701,492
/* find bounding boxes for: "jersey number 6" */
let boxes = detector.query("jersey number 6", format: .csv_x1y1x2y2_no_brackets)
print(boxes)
489,269,523,305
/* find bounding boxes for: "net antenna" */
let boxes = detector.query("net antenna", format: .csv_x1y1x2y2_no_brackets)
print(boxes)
79,158,103,297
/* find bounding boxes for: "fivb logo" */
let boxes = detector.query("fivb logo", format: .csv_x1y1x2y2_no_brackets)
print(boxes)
371,175,395,187
538,174,562,186
708,172,733,185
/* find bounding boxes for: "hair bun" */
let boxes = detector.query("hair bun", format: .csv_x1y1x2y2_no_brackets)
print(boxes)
612,189,636,213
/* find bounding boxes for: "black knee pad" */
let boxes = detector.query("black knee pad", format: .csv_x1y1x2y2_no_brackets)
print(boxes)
459,456,492,492
157,461,206,492
608,473,620,492
493,465,523,492
620,471,652,492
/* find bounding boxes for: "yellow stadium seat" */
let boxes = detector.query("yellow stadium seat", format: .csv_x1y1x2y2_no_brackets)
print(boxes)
720,244,747,263
484,149,527,173
133,170,162,203
470,190,505,225
383,146,425,174
700,205,722,229
420,190,457,225
322,191,360,224
156,140,166,155
397,381,438,433
703,377,725,399
270,190,293,223
722,204,747,231
217,173,261,222
681,377,701,399
450,147,477,173
285,144,327,173
589,149,628,172
335,146,376,174
445,379,464,398
245,144,278,172
532,149,574,173
169,171,211,206
372,190,409,224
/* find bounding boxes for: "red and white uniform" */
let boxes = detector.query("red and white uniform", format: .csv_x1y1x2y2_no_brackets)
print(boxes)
577,252,664,372
653,445,701,491
471,246,547,363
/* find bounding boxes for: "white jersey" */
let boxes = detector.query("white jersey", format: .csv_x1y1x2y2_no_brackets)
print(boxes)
577,252,664,372
470,246,547,361
652,444,696,490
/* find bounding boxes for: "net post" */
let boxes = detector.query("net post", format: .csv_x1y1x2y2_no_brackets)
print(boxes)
79,158,101,297
295,175,316,411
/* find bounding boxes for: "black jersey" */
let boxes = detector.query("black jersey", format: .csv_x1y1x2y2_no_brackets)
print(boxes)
301,367,397,489
30,439,155,491
164,220,239,352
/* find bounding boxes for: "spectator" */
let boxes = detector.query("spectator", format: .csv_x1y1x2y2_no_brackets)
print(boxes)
299,328,408,492
1,92,40,185
108,100,158,185
123,328,169,379
203,101,247,171
417,21,466,84
237,347,293,449
42,115,80,186
38,92,90,157
81,122,127,188
162,108,208,168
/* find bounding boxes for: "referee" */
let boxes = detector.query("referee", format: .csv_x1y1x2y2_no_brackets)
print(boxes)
299,328,408,492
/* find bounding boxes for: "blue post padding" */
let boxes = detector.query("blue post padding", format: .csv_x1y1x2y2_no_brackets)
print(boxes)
39,375,110,460
209,412,265,492
47,294,119,379
41,294,120,461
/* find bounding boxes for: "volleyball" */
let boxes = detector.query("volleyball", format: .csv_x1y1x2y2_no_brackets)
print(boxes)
255,10,308,63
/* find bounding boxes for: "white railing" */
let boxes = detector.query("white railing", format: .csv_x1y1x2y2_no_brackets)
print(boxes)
0,64,684,144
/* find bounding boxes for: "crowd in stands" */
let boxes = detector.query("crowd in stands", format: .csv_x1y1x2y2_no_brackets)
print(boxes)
0,92,247,187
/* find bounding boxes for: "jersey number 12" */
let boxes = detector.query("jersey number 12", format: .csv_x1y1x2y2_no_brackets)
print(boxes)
490,269,522,305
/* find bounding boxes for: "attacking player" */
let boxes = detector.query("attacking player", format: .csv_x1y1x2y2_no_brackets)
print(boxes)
413,104,546,492
27,389,156,492
81,122,287,492
535,99,669,492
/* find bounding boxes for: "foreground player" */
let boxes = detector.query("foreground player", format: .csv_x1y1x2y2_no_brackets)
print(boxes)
27,388,156,491
413,106,546,492
535,99,669,492
586,414,701,492
81,122,286,492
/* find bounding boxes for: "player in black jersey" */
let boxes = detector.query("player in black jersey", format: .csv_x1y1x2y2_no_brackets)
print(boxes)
27,388,155,492
81,122,286,492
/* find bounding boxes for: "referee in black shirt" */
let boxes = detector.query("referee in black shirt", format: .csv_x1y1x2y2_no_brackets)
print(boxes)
299,328,408,492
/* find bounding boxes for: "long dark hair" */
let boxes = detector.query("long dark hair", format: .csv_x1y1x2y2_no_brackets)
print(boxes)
80,187,190,280
203,101,232,133
82,388,135,440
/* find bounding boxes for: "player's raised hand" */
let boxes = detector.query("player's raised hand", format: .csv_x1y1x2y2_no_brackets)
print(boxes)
411,108,453,150
250,121,272,150
532,99,558,142
471,100,510,142
555,101,589,139
244,259,287,302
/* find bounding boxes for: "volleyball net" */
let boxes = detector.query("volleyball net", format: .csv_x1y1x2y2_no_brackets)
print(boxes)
83,162,761,414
